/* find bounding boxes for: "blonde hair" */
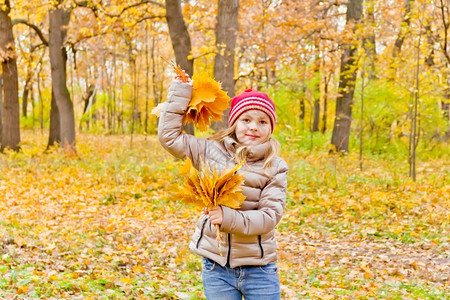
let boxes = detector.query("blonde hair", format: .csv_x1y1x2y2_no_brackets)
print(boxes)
209,122,280,171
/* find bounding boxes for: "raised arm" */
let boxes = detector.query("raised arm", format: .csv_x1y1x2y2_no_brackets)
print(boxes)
158,79,209,164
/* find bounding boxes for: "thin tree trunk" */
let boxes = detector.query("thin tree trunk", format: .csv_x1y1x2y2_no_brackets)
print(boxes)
37,51,45,133
0,0,20,151
300,83,306,122
299,97,305,122
331,0,363,153
145,22,150,135
312,74,320,132
22,72,32,117
120,60,124,133
411,19,423,182
438,0,450,138
312,97,320,132
152,35,159,133
443,84,450,121
136,53,141,132
359,65,366,171
112,48,117,134
261,0,270,88
321,73,330,133
364,0,376,79
31,85,35,127
129,37,137,147
0,73,3,142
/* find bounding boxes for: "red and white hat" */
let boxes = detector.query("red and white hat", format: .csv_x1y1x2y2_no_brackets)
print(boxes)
228,89,276,132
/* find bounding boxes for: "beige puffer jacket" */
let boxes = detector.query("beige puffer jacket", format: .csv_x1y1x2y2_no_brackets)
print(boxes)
158,79,288,268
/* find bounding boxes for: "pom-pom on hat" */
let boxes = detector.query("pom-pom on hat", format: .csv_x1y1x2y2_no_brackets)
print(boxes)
228,89,276,132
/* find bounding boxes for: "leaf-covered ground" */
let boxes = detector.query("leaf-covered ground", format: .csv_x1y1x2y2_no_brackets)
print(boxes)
0,132,449,299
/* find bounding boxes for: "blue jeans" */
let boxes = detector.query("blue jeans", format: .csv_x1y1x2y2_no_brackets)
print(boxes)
201,257,281,300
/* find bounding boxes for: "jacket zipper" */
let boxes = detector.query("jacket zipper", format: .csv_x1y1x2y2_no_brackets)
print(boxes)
226,233,231,265
258,235,264,258
196,218,208,248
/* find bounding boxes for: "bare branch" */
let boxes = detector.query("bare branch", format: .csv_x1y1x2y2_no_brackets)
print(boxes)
12,19,49,46
133,15,166,25
102,0,165,18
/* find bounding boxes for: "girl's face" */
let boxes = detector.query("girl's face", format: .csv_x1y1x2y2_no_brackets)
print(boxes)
235,110,271,146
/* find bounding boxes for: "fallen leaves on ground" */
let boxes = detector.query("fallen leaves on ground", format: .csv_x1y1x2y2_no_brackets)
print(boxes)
0,131,448,299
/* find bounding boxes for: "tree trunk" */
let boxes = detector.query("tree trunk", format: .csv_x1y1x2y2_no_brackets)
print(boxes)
331,0,363,153
299,84,306,121
321,73,330,133
212,0,239,131
152,34,160,133
112,48,117,134
364,0,376,79
22,72,32,117
0,73,3,142
165,0,193,76
312,97,320,132
299,98,305,121
0,1,20,151
36,52,45,132
444,84,450,121
165,0,194,135
145,23,150,135
312,74,320,132
437,0,450,137
48,90,61,147
48,2,75,151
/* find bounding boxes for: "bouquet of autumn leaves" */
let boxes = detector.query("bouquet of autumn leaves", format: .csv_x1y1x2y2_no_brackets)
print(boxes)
175,158,246,255
152,58,230,131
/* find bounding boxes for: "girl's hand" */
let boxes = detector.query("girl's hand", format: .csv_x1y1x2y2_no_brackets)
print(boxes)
174,70,193,85
205,206,223,225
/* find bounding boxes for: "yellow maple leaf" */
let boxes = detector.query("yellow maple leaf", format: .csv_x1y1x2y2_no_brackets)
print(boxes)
150,102,166,117
184,72,230,131
161,59,230,131
161,56,190,83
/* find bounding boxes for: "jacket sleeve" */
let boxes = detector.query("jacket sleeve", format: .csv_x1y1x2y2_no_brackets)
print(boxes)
158,79,207,163
220,159,289,236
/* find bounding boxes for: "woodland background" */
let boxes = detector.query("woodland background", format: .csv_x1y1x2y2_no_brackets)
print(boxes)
0,0,449,299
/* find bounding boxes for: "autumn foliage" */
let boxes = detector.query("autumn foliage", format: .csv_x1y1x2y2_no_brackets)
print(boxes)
175,158,246,210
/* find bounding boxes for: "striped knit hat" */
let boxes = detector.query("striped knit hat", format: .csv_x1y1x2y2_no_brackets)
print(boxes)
228,89,276,132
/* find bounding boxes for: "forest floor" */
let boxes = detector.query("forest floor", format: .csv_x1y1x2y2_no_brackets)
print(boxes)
0,132,449,299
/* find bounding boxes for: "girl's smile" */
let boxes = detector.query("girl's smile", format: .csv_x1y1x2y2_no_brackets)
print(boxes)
235,110,271,146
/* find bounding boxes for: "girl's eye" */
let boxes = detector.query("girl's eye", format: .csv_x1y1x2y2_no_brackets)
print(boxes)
260,120,267,125
242,118,250,122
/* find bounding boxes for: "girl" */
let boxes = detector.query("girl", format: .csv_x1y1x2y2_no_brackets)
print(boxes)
158,76,288,300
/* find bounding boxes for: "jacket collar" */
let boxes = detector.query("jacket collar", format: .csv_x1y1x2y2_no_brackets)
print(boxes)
223,137,271,162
